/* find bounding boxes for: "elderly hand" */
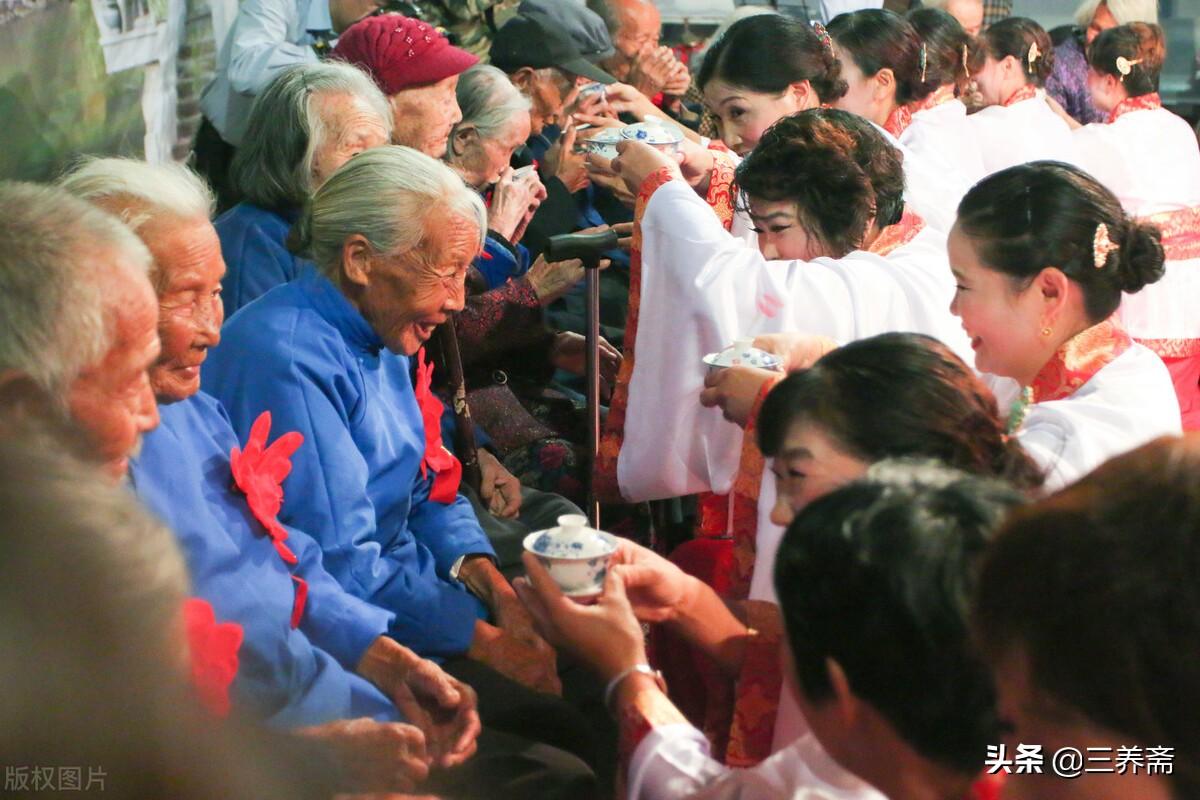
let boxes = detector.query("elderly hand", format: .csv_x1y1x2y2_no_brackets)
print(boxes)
549,332,622,389
467,618,562,695
297,718,431,792
489,167,544,243
752,333,838,373
542,122,590,194
628,46,685,99
477,448,521,519
609,539,703,624
663,59,691,97
699,365,780,427
514,552,648,683
566,86,616,122
355,637,481,770
526,252,610,306
586,161,637,208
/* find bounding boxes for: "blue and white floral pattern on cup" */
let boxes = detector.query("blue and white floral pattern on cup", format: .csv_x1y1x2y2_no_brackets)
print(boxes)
523,514,618,597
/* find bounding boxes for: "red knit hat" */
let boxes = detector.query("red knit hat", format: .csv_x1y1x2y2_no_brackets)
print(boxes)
332,13,479,95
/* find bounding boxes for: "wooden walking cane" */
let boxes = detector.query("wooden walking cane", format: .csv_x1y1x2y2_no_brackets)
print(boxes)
544,229,620,529
432,317,482,495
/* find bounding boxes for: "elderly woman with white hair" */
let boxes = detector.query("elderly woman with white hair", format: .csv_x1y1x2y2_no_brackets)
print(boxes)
443,64,623,504
215,60,391,316
202,146,613,783
1046,0,1159,124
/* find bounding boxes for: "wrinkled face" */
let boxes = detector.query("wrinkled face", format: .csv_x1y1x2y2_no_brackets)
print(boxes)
526,68,577,136
831,43,891,126
748,199,829,262
948,224,1044,381
310,91,391,188
66,252,161,479
947,0,983,37
356,212,478,355
1086,1,1118,45
769,419,869,528
327,0,385,34
608,1,662,80
453,114,532,190
991,648,1176,800
145,217,226,404
389,75,463,158
702,79,808,157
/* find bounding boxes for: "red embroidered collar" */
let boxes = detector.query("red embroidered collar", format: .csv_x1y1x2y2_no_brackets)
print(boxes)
884,85,956,138
1002,84,1038,107
869,210,926,257
1107,92,1161,124
1029,317,1131,404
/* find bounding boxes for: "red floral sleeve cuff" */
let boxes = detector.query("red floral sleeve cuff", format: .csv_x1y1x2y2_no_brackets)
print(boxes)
726,600,785,767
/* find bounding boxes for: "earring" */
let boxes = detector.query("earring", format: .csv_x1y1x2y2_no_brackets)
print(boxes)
1041,326,1052,337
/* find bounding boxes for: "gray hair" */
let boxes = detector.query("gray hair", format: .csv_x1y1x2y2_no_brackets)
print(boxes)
1073,0,1158,27
447,65,531,157
58,157,215,290
0,182,152,398
295,145,486,280
231,61,392,210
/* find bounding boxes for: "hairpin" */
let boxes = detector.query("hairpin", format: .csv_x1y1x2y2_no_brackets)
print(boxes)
1026,41,1040,73
962,43,971,79
1115,55,1142,80
919,44,928,82
812,21,833,56
1093,222,1119,269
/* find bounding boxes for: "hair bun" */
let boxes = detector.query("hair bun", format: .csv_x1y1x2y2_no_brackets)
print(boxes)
1116,220,1165,294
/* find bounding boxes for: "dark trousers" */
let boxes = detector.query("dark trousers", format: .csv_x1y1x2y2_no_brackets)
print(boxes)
443,655,617,796
192,116,240,214
422,727,598,800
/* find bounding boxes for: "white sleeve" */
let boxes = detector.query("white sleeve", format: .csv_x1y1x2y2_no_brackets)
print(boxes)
225,0,318,96
627,724,730,800
617,182,896,501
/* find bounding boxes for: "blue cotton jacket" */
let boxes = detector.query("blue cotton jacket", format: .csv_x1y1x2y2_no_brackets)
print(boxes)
203,271,492,658
129,391,399,727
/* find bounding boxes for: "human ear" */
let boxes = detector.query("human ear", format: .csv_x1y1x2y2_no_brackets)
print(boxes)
341,234,374,288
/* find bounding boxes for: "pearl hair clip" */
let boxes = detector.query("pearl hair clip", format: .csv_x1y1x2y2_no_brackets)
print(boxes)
1115,56,1142,79
1026,41,1040,73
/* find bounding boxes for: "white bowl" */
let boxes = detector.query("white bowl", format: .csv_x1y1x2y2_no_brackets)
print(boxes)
581,128,622,160
523,514,618,597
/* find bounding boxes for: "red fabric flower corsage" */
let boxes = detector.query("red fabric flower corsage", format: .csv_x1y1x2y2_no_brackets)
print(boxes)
183,597,243,718
231,411,309,628
413,347,463,504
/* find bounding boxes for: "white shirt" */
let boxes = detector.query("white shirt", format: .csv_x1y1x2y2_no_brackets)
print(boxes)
874,123,962,233
629,728,885,800
615,178,970,502
899,99,986,204
1073,106,1200,345
967,91,1079,176
200,0,330,145
1000,344,1182,491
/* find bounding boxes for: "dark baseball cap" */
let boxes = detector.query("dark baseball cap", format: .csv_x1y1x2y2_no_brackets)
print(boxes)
489,13,616,84
518,0,615,63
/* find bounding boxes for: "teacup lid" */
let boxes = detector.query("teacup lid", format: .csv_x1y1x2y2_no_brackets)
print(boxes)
702,339,782,370
620,120,682,145
525,514,616,559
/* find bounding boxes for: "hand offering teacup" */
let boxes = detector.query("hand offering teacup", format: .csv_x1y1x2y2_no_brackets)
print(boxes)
703,337,783,373
523,514,618,599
